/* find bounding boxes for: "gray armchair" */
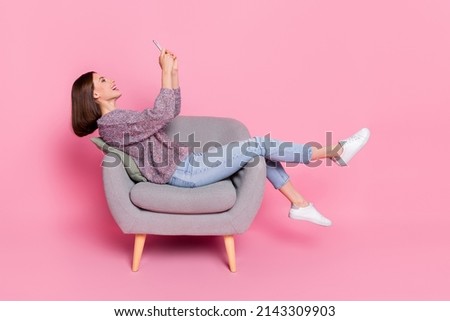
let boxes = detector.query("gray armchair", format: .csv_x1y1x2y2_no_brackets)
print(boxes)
95,116,266,272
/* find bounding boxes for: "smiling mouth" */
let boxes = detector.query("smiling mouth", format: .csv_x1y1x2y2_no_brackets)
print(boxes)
112,85,118,90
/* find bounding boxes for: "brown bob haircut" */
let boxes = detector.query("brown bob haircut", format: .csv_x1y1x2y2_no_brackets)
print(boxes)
71,71,102,137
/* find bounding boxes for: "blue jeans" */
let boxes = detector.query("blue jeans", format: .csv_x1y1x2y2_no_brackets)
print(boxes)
168,136,313,189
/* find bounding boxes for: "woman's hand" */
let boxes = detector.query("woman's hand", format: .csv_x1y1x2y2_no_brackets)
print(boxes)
171,53,178,73
167,50,179,88
159,49,178,72
159,49,175,73
159,48,179,89
171,56,179,89
159,49,175,89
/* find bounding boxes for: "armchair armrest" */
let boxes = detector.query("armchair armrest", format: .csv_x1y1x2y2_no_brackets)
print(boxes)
228,156,266,233
102,153,141,232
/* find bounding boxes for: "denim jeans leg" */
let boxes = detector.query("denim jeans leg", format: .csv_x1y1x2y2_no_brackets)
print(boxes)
168,136,312,188
265,159,290,189
253,136,313,164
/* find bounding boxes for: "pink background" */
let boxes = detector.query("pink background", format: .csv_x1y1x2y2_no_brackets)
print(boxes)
1,0,449,300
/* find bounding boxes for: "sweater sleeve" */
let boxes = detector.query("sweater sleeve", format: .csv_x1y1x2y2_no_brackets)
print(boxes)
174,87,181,116
98,88,179,147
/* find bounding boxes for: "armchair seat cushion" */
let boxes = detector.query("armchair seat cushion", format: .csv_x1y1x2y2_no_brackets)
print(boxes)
130,179,237,214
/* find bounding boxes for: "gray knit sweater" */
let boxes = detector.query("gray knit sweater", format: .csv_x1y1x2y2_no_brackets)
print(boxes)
97,88,189,184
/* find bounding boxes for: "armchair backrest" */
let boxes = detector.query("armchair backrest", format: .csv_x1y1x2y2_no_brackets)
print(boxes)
165,116,251,153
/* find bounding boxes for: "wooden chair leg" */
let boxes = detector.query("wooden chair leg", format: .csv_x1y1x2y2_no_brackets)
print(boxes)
132,234,147,272
224,235,237,273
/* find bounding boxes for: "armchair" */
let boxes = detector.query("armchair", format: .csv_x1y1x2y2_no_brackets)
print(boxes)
94,116,266,272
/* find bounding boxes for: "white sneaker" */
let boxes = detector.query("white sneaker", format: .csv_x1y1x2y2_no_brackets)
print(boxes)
332,128,370,166
289,203,332,226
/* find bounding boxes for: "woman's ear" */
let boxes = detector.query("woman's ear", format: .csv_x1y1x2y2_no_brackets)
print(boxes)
93,91,100,99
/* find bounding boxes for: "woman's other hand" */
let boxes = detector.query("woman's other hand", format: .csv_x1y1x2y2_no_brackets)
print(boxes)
168,50,178,73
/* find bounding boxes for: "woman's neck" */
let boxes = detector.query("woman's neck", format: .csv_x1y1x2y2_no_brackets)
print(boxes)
99,100,117,116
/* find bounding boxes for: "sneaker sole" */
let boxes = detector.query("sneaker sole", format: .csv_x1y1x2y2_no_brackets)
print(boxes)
289,213,332,226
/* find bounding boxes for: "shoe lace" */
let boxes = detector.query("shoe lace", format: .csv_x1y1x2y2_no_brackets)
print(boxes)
346,133,363,143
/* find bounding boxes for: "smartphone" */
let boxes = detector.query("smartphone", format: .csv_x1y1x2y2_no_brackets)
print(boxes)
153,40,163,52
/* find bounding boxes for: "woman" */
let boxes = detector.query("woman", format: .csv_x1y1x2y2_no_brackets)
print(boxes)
71,48,370,227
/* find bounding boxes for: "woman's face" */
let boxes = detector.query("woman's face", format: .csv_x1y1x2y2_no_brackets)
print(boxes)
92,73,122,102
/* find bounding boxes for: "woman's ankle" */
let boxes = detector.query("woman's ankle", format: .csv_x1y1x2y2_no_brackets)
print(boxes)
329,143,343,158
292,200,310,208
336,143,344,156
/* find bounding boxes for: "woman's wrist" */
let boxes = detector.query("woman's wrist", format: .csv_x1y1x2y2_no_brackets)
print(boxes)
161,71,172,89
